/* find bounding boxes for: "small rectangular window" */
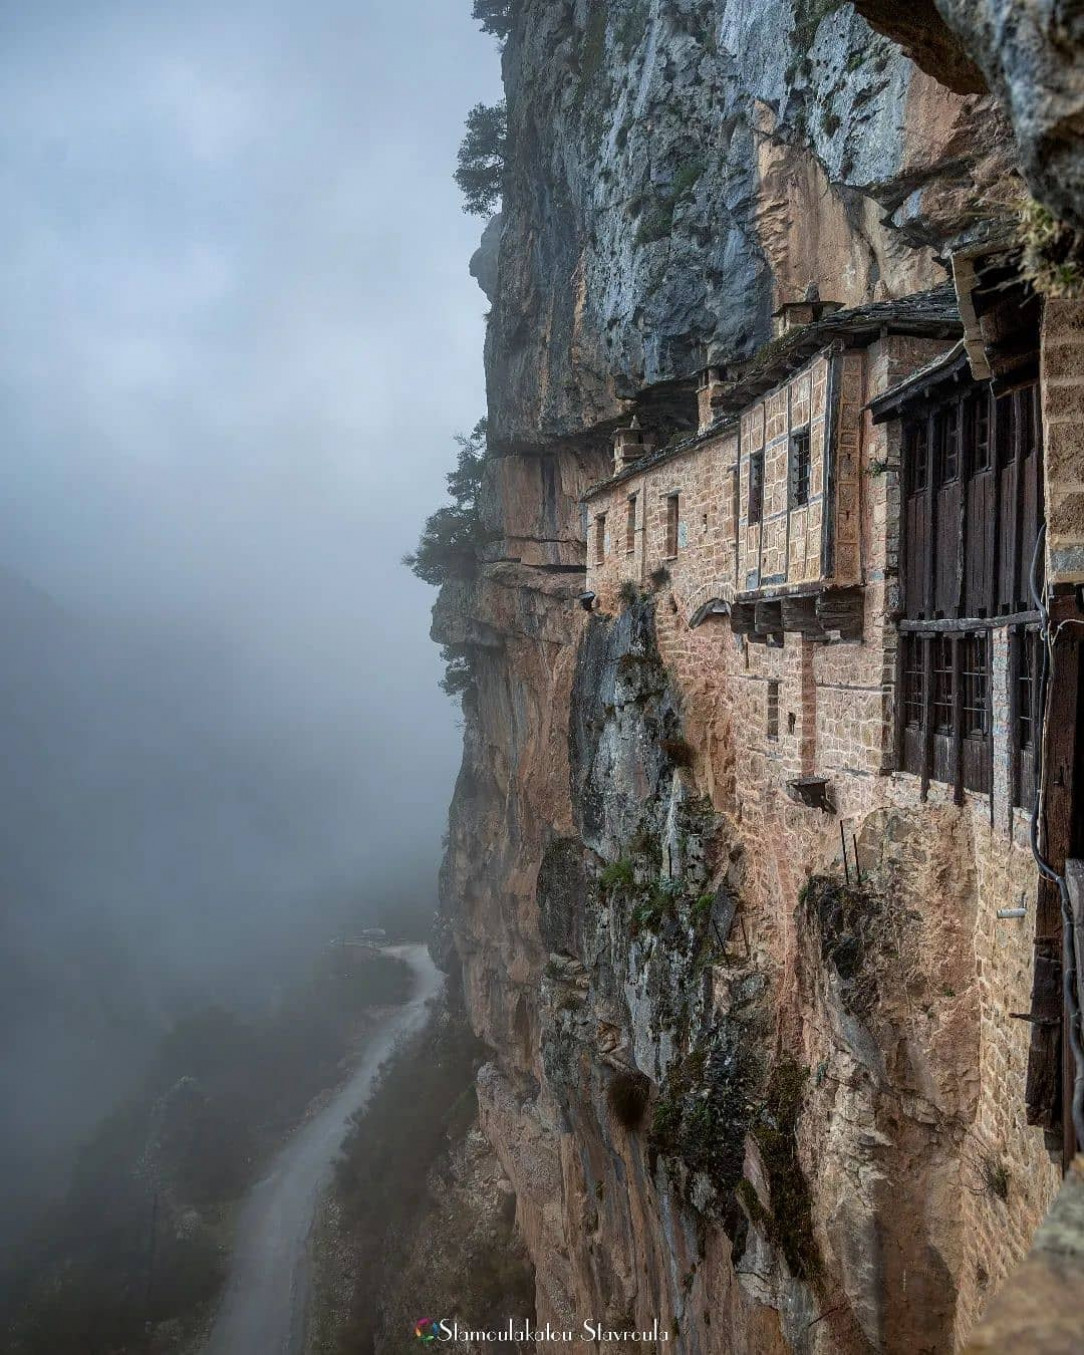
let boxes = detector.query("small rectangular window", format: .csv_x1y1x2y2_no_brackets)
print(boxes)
596,513,606,562
961,633,988,739
937,404,960,483
790,428,811,507
971,391,991,471
933,635,955,735
626,494,637,552
766,680,780,742
749,452,765,525
906,420,929,494
1017,629,1038,754
665,494,680,556
1020,385,1037,456
903,635,925,729
1015,626,1040,809
996,393,1015,467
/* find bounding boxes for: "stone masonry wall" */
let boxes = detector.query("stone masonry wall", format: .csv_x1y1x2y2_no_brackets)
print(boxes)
1041,299,1084,584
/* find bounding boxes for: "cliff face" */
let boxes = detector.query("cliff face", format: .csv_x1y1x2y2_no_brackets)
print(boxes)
486,0,1016,450
434,3,1041,1350
853,1,1084,232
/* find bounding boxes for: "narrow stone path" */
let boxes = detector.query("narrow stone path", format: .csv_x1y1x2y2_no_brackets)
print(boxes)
202,944,443,1355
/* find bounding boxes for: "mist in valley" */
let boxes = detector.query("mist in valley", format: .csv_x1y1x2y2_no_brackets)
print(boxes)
0,0,498,1280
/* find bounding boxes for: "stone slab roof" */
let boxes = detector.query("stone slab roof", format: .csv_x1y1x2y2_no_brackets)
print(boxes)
583,284,962,502
867,339,970,422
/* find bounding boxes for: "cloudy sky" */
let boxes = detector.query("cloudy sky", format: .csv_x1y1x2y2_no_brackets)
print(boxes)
0,0,502,909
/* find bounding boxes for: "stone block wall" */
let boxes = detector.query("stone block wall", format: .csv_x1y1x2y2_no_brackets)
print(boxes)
738,355,832,591
587,426,741,618
586,349,845,616
1041,298,1084,584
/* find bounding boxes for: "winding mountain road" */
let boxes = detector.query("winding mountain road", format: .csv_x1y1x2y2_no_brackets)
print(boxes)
202,944,443,1355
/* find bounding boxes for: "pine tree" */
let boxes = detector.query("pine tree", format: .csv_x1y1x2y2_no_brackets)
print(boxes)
454,101,507,216
403,420,488,586
472,0,513,40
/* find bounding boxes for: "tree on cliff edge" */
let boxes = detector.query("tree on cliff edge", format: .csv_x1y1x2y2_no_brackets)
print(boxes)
455,101,507,216
403,420,488,586
472,0,513,40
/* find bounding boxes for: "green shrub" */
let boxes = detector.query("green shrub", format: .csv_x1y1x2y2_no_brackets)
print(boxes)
980,1154,1010,1202
750,1058,820,1281
693,892,714,919
636,203,675,245
600,857,636,892
1020,197,1084,299
438,644,475,698
618,579,641,608
634,159,704,245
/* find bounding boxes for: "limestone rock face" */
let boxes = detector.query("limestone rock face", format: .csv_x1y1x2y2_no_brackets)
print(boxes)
485,0,1017,450
470,212,503,304
850,2,985,93
854,0,1084,231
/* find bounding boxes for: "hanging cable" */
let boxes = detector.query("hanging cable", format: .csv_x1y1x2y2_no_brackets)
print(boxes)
1028,522,1084,1153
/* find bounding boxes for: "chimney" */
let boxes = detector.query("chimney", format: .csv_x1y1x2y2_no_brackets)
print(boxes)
612,416,657,473
697,366,728,433
772,285,842,338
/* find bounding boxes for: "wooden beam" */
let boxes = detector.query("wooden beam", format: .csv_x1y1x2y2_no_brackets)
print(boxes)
899,610,1041,633
953,633,965,806
1067,861,1084,1065
925,409,937,618
1025,595,1083,1168
921,634,934,802
781,594,824,638
816,588,864,642
754,599,784,641
730,601,757,637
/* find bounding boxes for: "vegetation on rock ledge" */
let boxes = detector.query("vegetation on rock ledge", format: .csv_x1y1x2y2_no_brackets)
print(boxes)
404,419,488,587
455,101,508,216
472,0,513,42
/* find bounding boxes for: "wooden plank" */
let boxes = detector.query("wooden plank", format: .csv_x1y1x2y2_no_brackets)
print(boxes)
1067,862,1084,1071
1009,627,1023,827
730,601,757,637
1025,598,1082,1167
754,599,783,641
955,393,969,619
953,633,965,805
921,634,934,801
997,392,1019,613
1027,942,1063,1131
924,410,937,619
941,481,962,615
1020,404,1041,608
989,387,1003,621
781,595,824,638
899,610,1041,633
895,630,908,775
815,588,864,642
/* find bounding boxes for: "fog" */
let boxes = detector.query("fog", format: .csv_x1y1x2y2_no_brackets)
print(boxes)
0,0,499,1240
